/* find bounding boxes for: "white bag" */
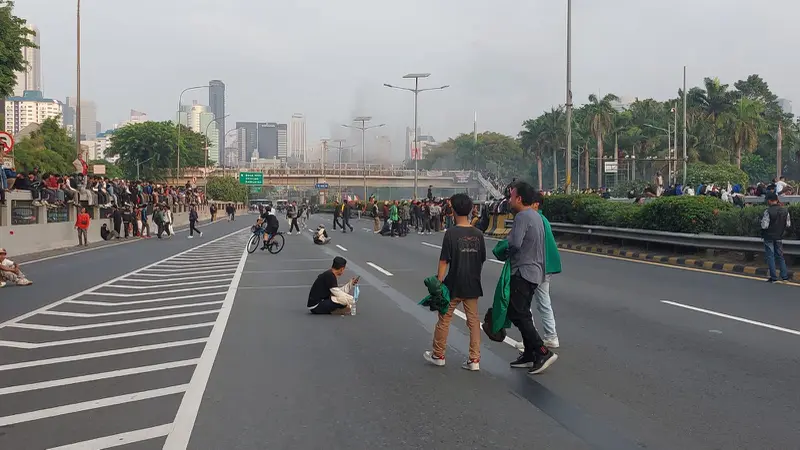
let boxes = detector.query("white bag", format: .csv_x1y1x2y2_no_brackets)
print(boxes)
329,280,355,307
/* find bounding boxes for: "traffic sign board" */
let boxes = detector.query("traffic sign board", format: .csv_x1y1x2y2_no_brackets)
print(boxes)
604,161,618,173
0,132,14,154
315,182,329,190
239,172,264,185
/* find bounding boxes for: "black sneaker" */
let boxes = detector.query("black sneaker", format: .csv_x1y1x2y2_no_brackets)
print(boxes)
766,278,777,283
510,353,535,368
528,350,558,375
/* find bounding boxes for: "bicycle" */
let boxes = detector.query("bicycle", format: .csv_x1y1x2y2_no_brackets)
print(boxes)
247,224,285,254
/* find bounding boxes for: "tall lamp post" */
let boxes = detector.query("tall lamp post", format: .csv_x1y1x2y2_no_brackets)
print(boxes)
76,0,82,158
175,85,209,183
204,114,230,180
565,0,573,193
342,117,385,201
384,74,449,199
332,139,356,201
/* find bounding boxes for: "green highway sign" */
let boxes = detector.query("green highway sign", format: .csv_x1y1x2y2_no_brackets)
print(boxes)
239,172,264,185
250,186,262,193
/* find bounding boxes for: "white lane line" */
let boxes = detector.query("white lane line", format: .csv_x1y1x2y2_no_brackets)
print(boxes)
68,291,226,307
489,259,503,264
661,300,800,336
126,271,235,279
0,322,215,349
48,424,173,450
366,262,394,277
0,228,247,330
157,261,237,269
107,279,230,290
41,301,225,318
11,310,221,331
137,267,233,273
451,309,522,349
421,242,441,249
164,237,249,448
0,359,199,396
0,338,207,372
336,245,348,252
122,274,232,284
88,285,226,297
0,384,189,427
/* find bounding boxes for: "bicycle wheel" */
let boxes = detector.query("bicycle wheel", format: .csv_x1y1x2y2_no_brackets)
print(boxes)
267,233,285,254
247,233,260,254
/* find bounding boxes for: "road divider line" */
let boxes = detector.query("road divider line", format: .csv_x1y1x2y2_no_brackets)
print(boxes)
127,270,236,279
661,300,800,336
40,301,225,318
123,274,233,284
452,309,522,349
336,245,349,252
107,279,230,290
489,259,503,264
0,322,215,349
10,309,221,332
67,291,227,307
87,285,226,297
157,261,237,269
367,262,394,276
421,242,442,249
0,359,200,396
0,338,208,372
0,384,189,427
48,424,174,450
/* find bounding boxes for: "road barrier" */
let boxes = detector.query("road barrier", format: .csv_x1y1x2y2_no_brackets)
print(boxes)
609,195,800,205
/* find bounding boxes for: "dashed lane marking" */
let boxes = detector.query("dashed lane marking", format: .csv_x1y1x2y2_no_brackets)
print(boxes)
661,300,800,336
336,245,348,252
367,262,394,276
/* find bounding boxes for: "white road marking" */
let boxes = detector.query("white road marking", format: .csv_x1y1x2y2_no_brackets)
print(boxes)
0,384,189,427
41,301,225,318
87,285,225,297
126,270,235,279
0,322,215,349
452,308,521,349
47,424,173,450
68,291,226,307
157,261,233,269
107,279,230,289
0,359,199,396
421,242,441,249
489,259,504,264
336,244,348,252
136,267,232,273
123,274,232,283
367,262,394,276
163,240,250,448
11,310,220,331
0,338,207,372
661,300,800,336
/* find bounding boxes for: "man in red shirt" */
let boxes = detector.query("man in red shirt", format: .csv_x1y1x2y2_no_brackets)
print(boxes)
75,207,91,246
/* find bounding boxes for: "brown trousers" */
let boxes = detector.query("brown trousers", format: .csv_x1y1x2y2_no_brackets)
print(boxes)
432,297,480,362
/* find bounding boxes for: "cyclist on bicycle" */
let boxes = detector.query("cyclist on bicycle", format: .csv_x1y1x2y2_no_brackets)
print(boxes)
255,205,280,250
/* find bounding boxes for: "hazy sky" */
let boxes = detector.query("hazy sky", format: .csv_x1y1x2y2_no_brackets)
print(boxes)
15,0,799,161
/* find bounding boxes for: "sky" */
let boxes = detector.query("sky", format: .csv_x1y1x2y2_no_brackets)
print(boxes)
14,0,800,162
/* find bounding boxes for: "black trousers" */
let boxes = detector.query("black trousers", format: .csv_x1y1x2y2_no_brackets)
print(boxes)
506,274,545,358
342,215,353,231
290,217,300,232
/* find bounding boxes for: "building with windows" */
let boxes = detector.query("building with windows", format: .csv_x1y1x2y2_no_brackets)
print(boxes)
277,123,288,161
209,80,226,163
12,25,41,97
65,97,97,141
4,90,62,136
290,113,306,161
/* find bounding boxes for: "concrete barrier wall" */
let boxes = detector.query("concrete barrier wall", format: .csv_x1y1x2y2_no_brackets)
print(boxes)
0,191,245,256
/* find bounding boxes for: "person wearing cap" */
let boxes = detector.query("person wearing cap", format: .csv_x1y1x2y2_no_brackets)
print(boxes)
761,192,792,282
0,249,32,286
314,224,331,245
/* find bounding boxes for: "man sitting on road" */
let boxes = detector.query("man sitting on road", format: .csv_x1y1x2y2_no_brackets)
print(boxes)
0,248,32,286
256,205,280,250
307,257,359,315
313,224,331,245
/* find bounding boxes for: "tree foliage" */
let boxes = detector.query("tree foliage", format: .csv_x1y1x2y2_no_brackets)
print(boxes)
13,118,77,174
0,1,37,99
104,121,211,180
421,131,523,176
205,176,248,203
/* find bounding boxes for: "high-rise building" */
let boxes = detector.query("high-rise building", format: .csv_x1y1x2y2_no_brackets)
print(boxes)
236,122,279,160
72,99,97,141
277,123,288,161
12,25,42,97
96,121,102,135
4,90,62,136
186,102,219,166
290,113,306,161
209,80,226,163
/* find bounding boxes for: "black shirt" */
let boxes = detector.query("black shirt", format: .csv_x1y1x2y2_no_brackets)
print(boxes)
307,270,338,308
439,226,486,298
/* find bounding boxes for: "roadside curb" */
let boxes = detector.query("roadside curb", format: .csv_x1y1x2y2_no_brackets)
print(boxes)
557,242,800,282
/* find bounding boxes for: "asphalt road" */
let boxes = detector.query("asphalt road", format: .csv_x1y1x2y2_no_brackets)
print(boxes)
1,213,798,449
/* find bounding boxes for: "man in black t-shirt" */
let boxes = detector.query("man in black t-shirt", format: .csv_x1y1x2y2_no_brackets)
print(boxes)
308,257,358,315
424,193,486,371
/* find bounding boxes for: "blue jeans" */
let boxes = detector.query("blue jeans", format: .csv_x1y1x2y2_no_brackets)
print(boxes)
532,274,557,340
764,239,789,281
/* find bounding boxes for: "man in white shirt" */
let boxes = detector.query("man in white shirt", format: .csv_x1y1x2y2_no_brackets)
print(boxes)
0,248,32,286
775,177,787,195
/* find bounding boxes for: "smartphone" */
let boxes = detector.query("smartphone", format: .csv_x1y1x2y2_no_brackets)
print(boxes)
353,276,361,285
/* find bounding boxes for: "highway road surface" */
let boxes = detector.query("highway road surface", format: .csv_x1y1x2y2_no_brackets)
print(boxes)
0,215,798,449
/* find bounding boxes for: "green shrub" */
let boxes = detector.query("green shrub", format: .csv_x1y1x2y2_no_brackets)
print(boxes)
788,204,800,239
610,180,650,198
582,201,641,228
715,206,766,237
541,194,577,223
637,196,732,234
684,162,748,188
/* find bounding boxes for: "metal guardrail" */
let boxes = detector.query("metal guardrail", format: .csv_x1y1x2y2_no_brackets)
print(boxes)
548,222,800,256
609,195,800,205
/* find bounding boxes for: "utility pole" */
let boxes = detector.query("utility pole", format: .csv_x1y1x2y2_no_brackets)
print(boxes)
565,0,573,193
75,0,82,159
342,117,385,202
682,66,688,186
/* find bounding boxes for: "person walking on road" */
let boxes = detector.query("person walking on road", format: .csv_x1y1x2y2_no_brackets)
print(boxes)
75,207,91,247
341,201,354,233
209,204,217,221
371,200,381,233
332,200,342,231
287,201,300,235
188,206,203,238
761,192,791,282
424,193,486,371
505,181,558,375
140,205,150,238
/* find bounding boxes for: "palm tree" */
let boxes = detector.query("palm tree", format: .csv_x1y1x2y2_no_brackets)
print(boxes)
584,93,619,189
723,97,766,168
520,117,545,189
538,107,566,189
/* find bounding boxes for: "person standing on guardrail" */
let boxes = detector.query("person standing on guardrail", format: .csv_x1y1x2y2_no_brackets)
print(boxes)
505,181,557,375
761,192,792,283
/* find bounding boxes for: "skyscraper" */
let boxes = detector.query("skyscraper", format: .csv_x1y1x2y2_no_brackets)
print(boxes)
290,113,306,161
4,91,62,135
66,97,97,141
12,25,42,97
236,122,279,160
277,123,288,161
209,80,226,163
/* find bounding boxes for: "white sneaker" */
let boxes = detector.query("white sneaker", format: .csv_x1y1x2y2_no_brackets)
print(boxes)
423,350,445,367
187,235,193,239
515,341,525,351
461,359,480,371
543,337,560,349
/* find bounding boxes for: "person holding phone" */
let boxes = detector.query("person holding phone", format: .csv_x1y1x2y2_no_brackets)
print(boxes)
307,257,359,315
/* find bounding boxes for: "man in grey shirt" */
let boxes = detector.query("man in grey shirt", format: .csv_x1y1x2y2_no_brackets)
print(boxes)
506,181,558,375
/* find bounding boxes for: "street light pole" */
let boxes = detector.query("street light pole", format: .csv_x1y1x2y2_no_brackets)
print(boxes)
176,85,210,184
331,139,355,202
204,114,230,180
342,117,385,201
76,0,82,158
384,74,449,199
565,0,573,193
682,66,688,186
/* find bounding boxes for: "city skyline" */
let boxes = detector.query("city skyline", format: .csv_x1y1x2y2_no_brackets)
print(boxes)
11,24,41,97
